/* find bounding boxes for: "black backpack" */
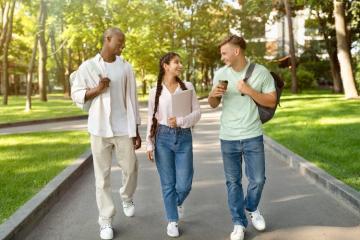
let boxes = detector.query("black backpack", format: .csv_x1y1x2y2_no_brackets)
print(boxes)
243,63,284,123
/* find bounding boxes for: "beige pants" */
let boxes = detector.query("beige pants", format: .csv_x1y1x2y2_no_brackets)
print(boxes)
90,134,138,226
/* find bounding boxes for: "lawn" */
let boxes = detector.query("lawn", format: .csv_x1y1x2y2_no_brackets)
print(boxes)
0,94,86,124
0,131,90,224
263,90,360,191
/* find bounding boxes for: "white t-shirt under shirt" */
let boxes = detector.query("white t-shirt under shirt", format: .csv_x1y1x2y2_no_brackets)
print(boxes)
103,57,129,136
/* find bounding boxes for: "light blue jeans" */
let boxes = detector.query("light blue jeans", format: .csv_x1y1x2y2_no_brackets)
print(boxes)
155,125,194,222
221,135,266,227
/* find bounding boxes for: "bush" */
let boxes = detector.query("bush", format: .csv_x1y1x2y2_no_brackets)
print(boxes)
276,66,316,91
297,66,317,89
300,61,332,86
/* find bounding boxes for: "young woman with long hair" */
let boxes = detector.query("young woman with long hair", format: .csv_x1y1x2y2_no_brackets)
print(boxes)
146,52,201,237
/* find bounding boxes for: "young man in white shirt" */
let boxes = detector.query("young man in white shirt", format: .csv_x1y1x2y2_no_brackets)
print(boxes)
71,27,141,240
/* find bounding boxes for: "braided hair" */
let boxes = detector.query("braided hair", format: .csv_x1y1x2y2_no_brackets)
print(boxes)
149,52,187,138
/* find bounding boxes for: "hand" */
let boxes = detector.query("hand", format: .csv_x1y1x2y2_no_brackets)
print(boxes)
168,117,177,128
237,80,253,96
97,75,111,93
132,134,142,150
209,84,226,98
146,151,154,162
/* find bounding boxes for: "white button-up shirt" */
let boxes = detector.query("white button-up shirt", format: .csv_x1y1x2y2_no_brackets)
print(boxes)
146,82,201,151
71,54,141,138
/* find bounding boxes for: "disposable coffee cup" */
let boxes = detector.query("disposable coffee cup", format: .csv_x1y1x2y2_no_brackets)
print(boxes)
219,80,228,90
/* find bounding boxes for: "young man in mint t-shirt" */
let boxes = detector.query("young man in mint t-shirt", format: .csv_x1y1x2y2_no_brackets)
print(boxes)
208,35,276,240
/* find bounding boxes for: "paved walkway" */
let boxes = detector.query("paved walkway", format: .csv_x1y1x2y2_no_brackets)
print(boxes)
7,100,360,240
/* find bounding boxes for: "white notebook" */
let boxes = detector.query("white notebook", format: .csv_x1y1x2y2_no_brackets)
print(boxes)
171,89,192,117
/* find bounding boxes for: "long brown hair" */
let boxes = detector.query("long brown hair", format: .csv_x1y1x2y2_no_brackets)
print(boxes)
149,52,187,138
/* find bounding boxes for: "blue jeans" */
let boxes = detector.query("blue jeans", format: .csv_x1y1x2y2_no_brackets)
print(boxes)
221,135,266,227
155,125,194,222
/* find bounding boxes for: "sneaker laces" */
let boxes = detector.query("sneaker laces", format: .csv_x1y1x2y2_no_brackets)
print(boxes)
100,224,112,231
233,225,244,234
250,210,262,221
123,200,134,208
169,222,178,228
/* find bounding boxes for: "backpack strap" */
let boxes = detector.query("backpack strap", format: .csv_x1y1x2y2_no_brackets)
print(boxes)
241,62,256,96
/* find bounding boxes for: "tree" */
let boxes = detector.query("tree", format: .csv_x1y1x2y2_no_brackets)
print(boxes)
334,0,358,98
1,0,16,105
283,0,298,93
25,30,38,111
38,0,48,101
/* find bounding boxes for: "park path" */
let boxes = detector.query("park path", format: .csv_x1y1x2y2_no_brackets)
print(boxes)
4,99,359,240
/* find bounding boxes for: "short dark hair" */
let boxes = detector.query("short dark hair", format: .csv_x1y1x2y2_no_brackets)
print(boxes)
102,27,124,43
218,35,246,50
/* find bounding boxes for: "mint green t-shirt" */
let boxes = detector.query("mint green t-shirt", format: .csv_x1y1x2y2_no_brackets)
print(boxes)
212,61,276,140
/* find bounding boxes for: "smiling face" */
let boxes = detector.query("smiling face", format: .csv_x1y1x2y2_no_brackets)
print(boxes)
163,55,183,77
220,42,242,67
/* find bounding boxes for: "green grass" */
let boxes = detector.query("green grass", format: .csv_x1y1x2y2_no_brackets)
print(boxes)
0,94,86,124
263,90,360,191
0,131,90,224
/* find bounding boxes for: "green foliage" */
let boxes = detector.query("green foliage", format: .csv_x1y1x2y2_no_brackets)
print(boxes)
296,66,316,89
274,66,316,91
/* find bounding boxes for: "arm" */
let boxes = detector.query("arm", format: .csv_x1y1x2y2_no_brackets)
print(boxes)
237,68,277,108
127,64,142,149
146,89,156,161
71,66,109,105
207,70,225,108
84,76,110,101
237,81,276,108
208,84,225,108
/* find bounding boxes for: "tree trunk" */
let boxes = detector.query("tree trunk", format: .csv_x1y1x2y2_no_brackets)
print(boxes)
38,0,48,102
333,0,358,98
141,68,146,96
50,27,65,94
25,34,39,111
64,47,72,98
0,1,10,97
315,10,342,93
2,0,15,105
329,50,342,93
283,0,298,93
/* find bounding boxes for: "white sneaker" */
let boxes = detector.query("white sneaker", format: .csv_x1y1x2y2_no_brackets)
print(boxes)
100,224,113,240
177,205,184,219
122,200,135,217
248,209,266,231
230,225,245,240
167,221,179,237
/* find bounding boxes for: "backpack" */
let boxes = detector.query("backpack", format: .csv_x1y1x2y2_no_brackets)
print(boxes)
243,63,284,124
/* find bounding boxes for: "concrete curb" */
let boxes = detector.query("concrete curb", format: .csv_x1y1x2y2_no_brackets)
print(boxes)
0,115,88,129
264,135,360,216
0,149,93,240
